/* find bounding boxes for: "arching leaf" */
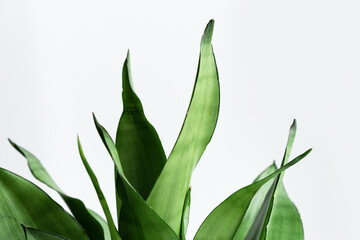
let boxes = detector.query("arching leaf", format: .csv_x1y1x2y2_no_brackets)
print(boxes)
0,168,89,240
9,139,107,240
146,19,220,235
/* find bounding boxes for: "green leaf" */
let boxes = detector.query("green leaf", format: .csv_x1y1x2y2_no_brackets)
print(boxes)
22,224,70,240
88,210,111,240
115,50,167,200
77,137,121,240
93,115,179,240
232,164,277,239
180,187,191,240
194,149,311,240
9,139,107,240
244,120,304,240
146,19,220,235
0,168,89,240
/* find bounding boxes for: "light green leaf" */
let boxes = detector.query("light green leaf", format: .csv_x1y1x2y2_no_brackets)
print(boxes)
194,149,311,240
180,187,191,240
77,137,121,240
115,51,167,200
232,164,277,239
146,19,220,235
0,168,89,240
22,224,70,240
93,115,179,240
9,139,107,240
245,120,303,240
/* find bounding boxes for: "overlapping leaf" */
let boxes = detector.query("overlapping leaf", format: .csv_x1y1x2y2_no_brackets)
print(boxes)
193,149,311,240
243,120,304,240
0,168,89,240
9,139,107,240
115,51,167,200
93,115,179,240
77,137,121,240
146,19,220,235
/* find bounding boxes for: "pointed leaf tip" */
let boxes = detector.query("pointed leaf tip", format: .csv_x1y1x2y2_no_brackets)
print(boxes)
202,19,215,44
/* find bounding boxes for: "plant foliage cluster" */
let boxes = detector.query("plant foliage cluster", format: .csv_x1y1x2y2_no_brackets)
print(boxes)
0,20,311,240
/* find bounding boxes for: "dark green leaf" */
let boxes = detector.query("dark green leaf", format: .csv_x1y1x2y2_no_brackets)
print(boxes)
0,168,88,240
93,115,179,240
146,19,220,235
88,210,111,240
115,51,167,200
9,139,106,240
22,224,70,240
194,149,311,240
77,137,121,240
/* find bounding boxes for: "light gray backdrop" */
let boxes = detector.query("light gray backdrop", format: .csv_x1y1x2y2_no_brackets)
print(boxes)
1,1,359,239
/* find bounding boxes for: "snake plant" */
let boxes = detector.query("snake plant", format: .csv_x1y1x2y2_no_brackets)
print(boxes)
1,20,311,240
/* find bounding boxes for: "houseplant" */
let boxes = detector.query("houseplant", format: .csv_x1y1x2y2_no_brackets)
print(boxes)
0,19,311,240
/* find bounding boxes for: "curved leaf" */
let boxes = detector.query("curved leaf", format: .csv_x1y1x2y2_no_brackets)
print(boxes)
146,19,220,235
244,120,304,240
88,210,111,240
93,115,179,240
115,51,167,200
194,149,311,240
77,137,121,240
235,120,303,240
8,139,106,240
0,168,89,240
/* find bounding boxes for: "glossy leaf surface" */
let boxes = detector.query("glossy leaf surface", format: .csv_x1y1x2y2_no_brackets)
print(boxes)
115,51,167,200
93,115,179,240
77,137,121,240
9,139,106,240
194,149,311,240
146,19,220,235
0,168,88,240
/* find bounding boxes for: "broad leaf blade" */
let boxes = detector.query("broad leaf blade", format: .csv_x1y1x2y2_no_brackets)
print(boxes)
77,137,121,240
146,19,220,235
9,139,106,240
194,149,311,240
22,224,70,240
115,51,167,200
0,168,89,240
93,115,179,240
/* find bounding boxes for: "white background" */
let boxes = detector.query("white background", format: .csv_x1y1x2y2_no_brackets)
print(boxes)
1,1,359,239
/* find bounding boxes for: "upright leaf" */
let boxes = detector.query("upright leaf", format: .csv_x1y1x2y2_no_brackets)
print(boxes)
244,120,304,240
194,149,311,240
115,51,167,200
146,19,220,235
9,139,107,240
77,137,121,240
0,168,89,240
93,115,179,240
